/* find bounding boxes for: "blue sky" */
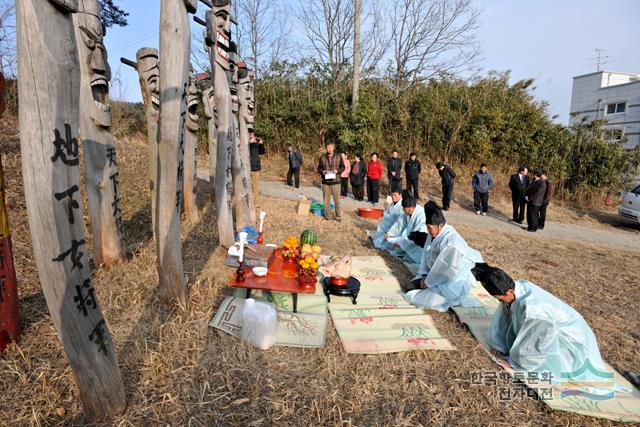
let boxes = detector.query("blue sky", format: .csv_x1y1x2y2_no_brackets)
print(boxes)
105,0,640,124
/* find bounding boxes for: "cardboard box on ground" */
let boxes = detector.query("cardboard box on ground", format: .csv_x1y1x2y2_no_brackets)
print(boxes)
297,196,311,216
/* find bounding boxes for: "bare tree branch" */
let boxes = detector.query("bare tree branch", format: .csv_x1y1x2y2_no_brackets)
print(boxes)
388,0,480,95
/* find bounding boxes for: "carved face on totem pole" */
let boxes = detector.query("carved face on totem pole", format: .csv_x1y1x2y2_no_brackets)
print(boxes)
211,0,231,70
76,2,112,128
48,0,78,13
135,48,160,118
196,73,217,126
186,69,200,133
238,64,254,133
228,41,239,114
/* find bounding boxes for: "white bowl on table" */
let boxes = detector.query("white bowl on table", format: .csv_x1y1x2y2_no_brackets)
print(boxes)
252,266,268,277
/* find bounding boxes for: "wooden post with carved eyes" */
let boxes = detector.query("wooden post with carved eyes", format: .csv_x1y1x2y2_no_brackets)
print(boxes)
207,0,235,248
120,48,161,240
238,62,257,213
17,0,125,420
156,0,196,305
74,0,124,266
183,68,200,223
228,43,255,229
196,72,217,197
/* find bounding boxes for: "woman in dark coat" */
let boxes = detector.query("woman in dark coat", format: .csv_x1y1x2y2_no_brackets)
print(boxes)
349,154,367,201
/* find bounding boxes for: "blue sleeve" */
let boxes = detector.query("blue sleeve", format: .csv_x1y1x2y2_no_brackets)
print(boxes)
471,174,477,191
488,173,494,189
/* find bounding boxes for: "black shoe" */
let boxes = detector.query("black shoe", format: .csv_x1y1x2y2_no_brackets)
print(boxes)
538,226,544,230
527,229,536,233
517,220,523,224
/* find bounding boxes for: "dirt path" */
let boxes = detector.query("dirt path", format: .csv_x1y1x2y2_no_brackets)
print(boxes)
254,179,640,252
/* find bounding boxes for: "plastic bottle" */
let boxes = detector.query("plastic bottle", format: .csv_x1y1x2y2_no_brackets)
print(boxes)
241,298,277,350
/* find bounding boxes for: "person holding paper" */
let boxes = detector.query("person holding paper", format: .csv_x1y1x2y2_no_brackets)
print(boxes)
471,263,609,385
404,201,483,311
317,141,345,221
370,190,403,248
381,192,427,264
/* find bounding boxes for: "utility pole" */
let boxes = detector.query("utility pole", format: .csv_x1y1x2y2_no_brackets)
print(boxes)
352,0,361,109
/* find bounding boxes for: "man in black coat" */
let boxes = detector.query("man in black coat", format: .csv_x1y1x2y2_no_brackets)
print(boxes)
436,161,456,210
286,143,303,189
387,150,403,194
539,171,552,230
249,134,266,196
508,166,529,223
525,170,545,232
405,152,421,199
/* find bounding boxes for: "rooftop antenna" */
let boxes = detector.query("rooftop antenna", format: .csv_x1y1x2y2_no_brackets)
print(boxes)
585,49,612,72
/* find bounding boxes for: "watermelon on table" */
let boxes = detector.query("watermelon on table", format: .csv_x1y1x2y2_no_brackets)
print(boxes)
300,228,318,246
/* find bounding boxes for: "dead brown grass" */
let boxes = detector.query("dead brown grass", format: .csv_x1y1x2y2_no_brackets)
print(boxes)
1,130,639,426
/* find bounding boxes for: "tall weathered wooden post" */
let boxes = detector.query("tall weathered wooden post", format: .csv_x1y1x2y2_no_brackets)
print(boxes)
0,72,20,353
120,48,160,239
182,68,200,223
74,0,124,266
17,0,125,420
208,1,235,248
197,72,217,195
228,47,255,228
156,0,196,304
238,62,257,213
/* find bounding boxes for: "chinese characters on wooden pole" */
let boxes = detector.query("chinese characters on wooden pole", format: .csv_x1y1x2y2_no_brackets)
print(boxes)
74,0,125,266
17,0,125,420
156,0,197,304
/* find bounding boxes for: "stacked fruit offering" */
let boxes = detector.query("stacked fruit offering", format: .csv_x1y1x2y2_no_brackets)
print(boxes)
282,236,300,262
298,244,321,287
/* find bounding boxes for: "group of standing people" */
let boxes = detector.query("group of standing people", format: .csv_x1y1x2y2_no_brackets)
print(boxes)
509,167,552,232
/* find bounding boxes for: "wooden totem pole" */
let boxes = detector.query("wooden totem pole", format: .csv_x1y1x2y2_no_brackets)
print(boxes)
0,72,20,353
197,72,217,193
74,0,124,266
156,0,196,304
238,62,257,214
182,67,200,223
120,48,160,238
17,0,125,420
207,0,235,248
228,45,255,228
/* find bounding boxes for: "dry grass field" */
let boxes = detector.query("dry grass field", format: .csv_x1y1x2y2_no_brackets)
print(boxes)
1,130,639,426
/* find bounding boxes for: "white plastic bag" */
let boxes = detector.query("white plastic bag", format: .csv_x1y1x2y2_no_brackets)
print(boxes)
241,299,278,350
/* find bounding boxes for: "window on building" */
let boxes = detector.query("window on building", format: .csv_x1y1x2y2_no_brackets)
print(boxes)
606,102,626,115
605,128,624,142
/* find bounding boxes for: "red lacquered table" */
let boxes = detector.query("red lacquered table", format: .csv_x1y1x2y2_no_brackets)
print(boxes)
227,248,316,313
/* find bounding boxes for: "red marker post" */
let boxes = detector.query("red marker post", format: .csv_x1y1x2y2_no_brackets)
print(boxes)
0,72,20,351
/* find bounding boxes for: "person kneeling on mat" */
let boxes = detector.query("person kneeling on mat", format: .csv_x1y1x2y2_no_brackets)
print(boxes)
404,201,483,311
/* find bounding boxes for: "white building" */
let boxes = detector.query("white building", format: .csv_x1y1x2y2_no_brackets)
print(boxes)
569,71,640,148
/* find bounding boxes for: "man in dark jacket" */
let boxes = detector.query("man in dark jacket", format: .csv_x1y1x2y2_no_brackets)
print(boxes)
539,171,552,230
249,134,266,196
317,141,345,220
387,150,403,194
471,163,493,215
436,162,456,210
286,143,303,189
525,170,545,232
508,166,529,223
349,154,367,201
405,152,421,199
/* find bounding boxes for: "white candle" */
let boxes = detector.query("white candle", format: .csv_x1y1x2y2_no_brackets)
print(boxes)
259,211,266,233
238,232,248,263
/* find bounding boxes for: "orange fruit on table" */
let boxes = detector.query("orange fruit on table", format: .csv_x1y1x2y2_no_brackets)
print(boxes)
312,245,321,254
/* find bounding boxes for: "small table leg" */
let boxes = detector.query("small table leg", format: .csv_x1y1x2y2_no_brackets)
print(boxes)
246,289,251,299
292,293,298,313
